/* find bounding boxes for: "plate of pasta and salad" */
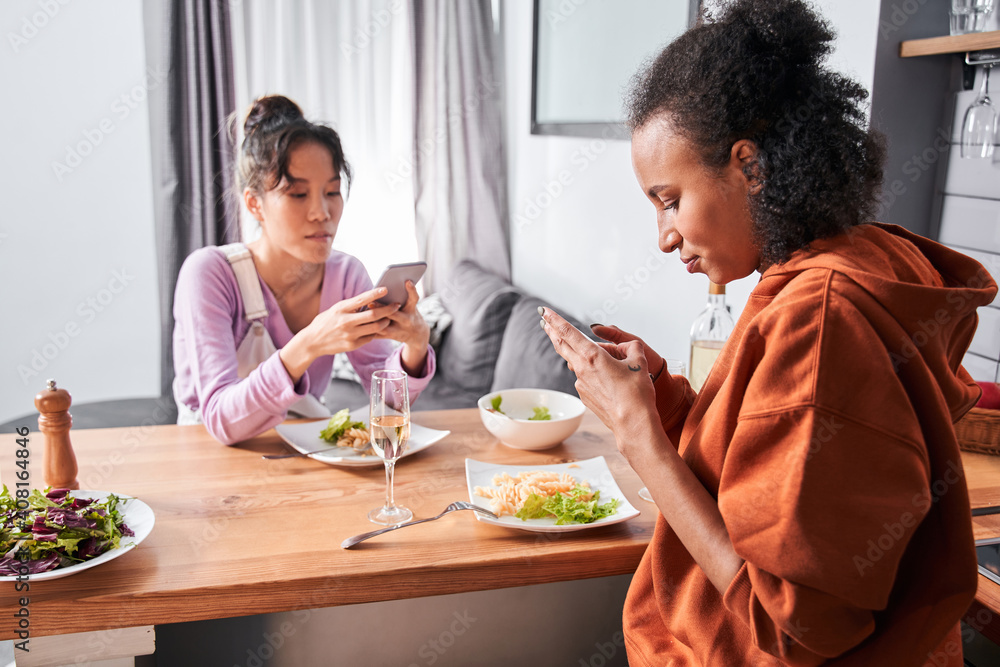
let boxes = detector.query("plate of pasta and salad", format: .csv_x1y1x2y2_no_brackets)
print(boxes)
465,456,640,533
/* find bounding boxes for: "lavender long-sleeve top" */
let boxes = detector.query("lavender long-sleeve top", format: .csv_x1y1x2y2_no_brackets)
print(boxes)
172,247,436,444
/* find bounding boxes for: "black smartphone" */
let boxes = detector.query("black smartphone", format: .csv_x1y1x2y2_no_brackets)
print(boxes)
373,261,427,307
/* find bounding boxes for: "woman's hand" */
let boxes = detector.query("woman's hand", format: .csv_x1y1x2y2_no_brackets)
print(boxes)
590,324,667,382
279,287,398,381
540,307,657,442
375,280,430,375
543,307,743,594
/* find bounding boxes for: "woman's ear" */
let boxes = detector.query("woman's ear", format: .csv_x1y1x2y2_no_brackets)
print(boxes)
731,139,762,194
243,188,264,223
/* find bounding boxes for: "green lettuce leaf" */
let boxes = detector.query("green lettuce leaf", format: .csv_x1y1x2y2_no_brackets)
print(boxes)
490,395,504,414
528,407,551,421
319,408,366,443
514,485,619,525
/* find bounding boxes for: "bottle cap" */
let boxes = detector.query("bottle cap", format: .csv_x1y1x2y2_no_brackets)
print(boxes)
709,282,725,295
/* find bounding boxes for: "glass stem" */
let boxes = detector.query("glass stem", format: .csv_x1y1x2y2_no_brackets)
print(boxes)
983,65,992,101
383,460,396,509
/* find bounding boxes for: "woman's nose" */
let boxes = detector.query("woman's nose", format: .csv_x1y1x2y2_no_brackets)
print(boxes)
659,226,681,254
308,194,331,222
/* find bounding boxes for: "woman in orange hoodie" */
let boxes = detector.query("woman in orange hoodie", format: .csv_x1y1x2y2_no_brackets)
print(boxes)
540,0,996,664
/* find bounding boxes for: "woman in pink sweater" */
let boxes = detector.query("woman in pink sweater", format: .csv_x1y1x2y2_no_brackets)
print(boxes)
172,95,434,444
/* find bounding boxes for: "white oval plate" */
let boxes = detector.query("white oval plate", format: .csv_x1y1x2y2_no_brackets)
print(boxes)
465,456,640,533
274,409,450,467
0,490,155,582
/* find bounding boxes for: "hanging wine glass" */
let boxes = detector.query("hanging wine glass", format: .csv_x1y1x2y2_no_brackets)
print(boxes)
961,64,997,159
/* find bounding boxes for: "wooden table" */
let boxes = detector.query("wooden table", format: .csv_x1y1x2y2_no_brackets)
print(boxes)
7,414,1000,654
0,409,655,641
964,450,1000,645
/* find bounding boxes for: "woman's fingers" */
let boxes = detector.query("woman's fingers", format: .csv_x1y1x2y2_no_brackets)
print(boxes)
540,307,593,358
361,302,400,321
401,280,420,311
596,341,627,360
619,340,647,374
591,324,638,344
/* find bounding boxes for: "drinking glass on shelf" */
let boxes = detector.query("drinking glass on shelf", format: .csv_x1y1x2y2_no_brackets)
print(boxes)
951,0,995,34
368,370,413,525
638,360,686,504
961,64,997,159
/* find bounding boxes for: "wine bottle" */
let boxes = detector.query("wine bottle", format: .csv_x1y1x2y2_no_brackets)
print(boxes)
689,282,735,392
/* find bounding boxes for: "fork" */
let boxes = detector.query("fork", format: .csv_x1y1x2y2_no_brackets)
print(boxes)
341,501,498,549
262,447,346,460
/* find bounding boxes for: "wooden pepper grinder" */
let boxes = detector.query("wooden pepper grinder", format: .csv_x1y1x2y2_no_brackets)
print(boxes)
34,379,79,490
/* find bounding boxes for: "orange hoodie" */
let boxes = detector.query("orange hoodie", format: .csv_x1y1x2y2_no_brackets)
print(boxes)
624,224,997,666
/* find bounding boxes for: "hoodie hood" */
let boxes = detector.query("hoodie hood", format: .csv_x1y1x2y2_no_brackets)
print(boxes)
762,223,997,420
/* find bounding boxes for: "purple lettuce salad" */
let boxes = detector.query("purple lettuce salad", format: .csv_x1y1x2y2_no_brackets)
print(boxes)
0,487,134,575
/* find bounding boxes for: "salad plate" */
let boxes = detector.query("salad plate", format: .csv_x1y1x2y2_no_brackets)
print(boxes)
465,456,640,533
275,408,450,468
0,490,155,582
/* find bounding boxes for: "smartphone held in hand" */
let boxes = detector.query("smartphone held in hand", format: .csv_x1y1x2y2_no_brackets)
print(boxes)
374,261,427,306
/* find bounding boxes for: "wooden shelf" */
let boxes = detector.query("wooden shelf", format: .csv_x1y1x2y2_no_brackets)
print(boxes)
900,30,1000,57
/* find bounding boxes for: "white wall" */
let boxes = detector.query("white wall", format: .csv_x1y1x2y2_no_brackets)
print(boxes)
504,0,881,363
0,0,160,424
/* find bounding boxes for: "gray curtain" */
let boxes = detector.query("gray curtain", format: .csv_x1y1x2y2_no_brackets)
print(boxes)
144,0,239,399
411,0,510,290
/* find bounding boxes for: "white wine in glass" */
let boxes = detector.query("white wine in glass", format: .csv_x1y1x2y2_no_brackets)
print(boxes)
368,370,413,525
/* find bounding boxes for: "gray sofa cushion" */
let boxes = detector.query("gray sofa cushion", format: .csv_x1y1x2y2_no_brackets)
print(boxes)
490,295,596,396
436,260,521,396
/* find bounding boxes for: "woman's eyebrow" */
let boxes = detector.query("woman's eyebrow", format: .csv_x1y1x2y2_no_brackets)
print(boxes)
283,175,341,184
647,184,672,198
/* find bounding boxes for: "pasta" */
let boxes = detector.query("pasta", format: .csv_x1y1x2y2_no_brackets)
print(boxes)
475,470,592,517
338,427,371,454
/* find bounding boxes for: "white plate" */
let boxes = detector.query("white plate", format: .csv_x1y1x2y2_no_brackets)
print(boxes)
0,490,155,582
275,409,450,468
465,456,640,533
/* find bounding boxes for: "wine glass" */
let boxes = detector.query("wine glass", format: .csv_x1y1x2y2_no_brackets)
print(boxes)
638,359,686,504
961,64,997,159
368,370,413,525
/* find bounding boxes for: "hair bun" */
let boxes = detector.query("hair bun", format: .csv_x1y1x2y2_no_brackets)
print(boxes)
721,0,833,71
243,95,305,137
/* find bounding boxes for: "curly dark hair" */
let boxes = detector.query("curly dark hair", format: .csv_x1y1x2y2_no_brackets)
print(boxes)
624,0,886,266
236,94,353,195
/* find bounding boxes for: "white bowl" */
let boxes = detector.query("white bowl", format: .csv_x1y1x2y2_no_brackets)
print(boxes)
477,388,586,451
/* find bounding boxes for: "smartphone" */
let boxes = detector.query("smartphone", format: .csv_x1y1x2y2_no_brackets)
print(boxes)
373,261,427,307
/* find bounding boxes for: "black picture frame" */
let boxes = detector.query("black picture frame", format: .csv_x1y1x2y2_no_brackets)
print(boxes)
530,0,700,139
